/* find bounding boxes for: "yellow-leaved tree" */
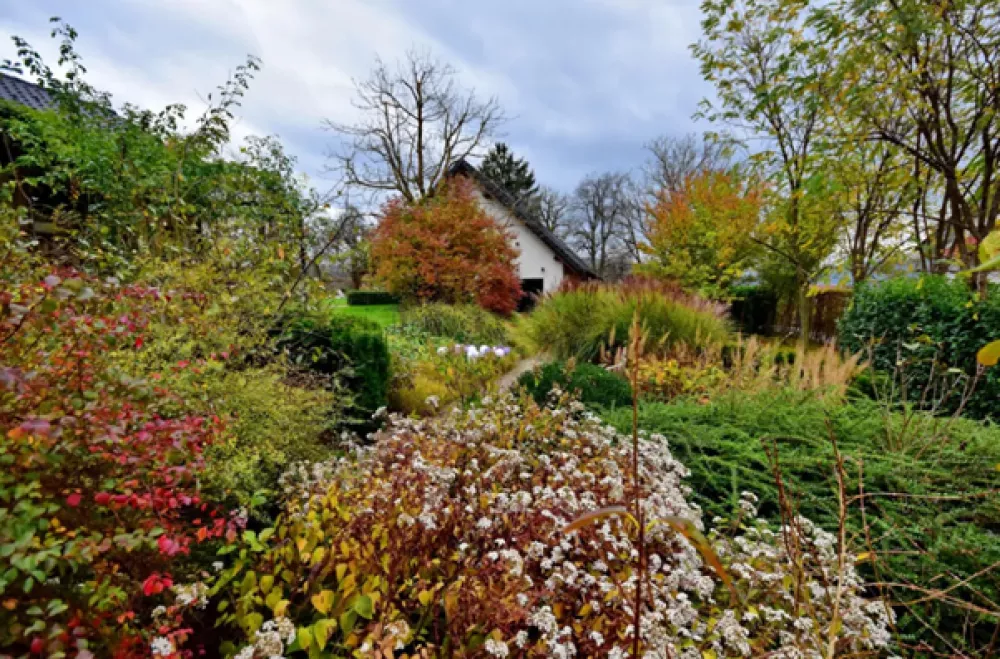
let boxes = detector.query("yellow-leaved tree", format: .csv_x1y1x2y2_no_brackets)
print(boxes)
637,169,762,298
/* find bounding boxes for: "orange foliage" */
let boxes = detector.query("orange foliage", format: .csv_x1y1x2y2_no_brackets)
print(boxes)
638,169,762,296
371,178,522,315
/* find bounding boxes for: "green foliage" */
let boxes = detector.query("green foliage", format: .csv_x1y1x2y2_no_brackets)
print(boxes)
479,142,538,199
517,283,729,362
161,362,337,517
1,22,334,279
518,361,633,408
400,303,509,345
346,290,400,306
603,390,1000,656
275,312,391,422
838,275,1000,419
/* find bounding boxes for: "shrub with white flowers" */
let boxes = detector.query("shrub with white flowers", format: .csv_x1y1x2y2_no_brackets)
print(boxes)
212,391,893,657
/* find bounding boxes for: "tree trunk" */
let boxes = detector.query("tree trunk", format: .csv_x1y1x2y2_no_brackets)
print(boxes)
796,271,812,349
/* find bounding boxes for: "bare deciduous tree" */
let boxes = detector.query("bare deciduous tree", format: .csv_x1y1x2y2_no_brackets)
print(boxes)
642,133,731,196
569,172,636,279
325,49,505,204
532,185,572,238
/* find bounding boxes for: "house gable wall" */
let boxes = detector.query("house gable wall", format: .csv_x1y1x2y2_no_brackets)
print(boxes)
471,189,565,293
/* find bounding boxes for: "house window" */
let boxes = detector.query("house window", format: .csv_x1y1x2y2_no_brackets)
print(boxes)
518,278,544,312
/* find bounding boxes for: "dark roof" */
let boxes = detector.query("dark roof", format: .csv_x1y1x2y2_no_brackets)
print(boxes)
447,159,598,279
0,74,53,111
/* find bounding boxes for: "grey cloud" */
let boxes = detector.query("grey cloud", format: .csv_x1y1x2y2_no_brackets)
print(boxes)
1,0,712,192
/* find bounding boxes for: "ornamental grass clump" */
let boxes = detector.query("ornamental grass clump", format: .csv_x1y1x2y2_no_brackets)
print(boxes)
212,390,892,657
516,276,730,362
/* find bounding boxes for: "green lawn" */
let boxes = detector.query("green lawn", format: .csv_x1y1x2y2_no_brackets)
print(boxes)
323,297,400,328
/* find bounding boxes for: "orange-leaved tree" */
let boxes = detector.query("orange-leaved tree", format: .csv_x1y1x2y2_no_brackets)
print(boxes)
371,178,522,314
637,169,762,297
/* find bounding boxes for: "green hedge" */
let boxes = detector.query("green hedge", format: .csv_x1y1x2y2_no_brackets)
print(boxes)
838,275,1000,419
602,390,1000,656
347,290,400,306
518,361,632,408
728,284,778,335
275,312,391,423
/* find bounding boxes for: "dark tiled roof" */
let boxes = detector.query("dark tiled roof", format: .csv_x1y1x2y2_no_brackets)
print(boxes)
0,73,53,111
447,159,598,280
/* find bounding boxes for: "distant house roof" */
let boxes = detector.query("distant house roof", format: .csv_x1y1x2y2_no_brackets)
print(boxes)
0,74,53,111
447,158,598,280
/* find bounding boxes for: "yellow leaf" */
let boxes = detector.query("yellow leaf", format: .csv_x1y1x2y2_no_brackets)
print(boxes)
260,575,274,595
297,626,313,650
272,599,290,617
418,590,433,606
336,563,348,581
313,618,336,650
978,340,1000,367
311,590,335,615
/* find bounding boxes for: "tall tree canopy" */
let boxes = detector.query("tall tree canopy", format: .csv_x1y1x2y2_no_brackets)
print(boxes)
816,0,1000,279
480,142,538,200
693,0,842,342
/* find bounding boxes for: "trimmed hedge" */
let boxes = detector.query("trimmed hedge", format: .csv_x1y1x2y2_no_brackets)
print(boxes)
275,312,391,423
837,275,1000,419
346,290,400,306
518,361,633,408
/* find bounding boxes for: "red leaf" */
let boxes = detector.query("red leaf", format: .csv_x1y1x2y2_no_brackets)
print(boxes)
66,493,82,507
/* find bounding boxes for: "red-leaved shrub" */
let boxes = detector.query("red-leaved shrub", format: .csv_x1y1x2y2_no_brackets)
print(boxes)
0,271,241,657
371,179,522,315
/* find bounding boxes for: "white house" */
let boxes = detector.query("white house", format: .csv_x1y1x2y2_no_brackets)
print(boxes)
446,159,598,305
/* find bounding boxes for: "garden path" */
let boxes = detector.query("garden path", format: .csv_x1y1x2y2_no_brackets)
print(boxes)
497,354,548,392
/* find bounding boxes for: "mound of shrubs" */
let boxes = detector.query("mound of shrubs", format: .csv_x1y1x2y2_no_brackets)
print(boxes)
208,392,892,657
838,274,1000,419
400,302,509,345
603,389,1000,656
518,360,633,408
274,311,391,423
517,277,729,362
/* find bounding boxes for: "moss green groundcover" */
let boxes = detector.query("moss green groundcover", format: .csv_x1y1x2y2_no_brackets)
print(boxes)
602,390,1000,655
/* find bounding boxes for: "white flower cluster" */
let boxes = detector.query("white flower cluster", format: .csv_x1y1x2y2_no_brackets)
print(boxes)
436,343,512,360
233,616,296,659
274,392,894,657
149,636,174,656
173,581,209,609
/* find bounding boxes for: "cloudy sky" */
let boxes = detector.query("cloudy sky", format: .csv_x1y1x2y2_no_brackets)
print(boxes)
0,0,713,194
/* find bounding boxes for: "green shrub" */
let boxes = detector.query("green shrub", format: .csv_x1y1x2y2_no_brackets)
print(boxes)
347,290,400,306
174,364,337,516
275,311,391,421
518,360,633,408
517,286,729,361
400,302,509,345
838,275,1000,419
602,389,1000,656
